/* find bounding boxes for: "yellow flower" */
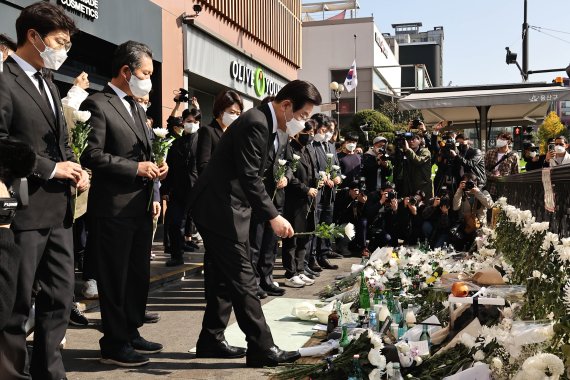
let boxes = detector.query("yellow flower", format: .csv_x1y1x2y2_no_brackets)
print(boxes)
391,252,398,259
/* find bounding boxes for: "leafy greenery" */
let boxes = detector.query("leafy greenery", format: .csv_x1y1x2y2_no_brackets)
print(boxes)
70,120,92,164
345,109,395,145
376,101,422,131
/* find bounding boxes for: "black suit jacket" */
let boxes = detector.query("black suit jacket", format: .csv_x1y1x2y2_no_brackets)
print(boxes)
283,140,318,232
0,56,74,230
161,132,198,207
196,119,224,175
313,140,340,205
80,85,154,218
190,104,279,242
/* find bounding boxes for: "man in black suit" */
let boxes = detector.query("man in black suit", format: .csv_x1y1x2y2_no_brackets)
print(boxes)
0,3,89,379
191,80,322,367
80,41,167,367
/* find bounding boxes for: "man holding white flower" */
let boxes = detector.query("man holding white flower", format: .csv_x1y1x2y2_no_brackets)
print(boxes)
80,40,167,367
190,80,321,367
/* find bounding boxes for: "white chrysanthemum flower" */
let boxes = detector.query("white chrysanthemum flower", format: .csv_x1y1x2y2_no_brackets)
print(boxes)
554,244,570,263
292,154,300,160
395,341,410,354
473,350,485,362
368,348,385,367
319,171,327,179
332,164,340,171
326,153,334,158
369,333,384,350
496,197,508,207
414,356,423,365
532,270,541,278
519,353,565,380
541,232,559,252
460,333,477,349
72,110,91,123
344,223,355,240
153,128,168,138
278,159,287,166
491,357,503,370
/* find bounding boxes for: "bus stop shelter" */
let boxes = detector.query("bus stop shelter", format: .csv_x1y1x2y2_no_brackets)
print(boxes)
398,83,570,150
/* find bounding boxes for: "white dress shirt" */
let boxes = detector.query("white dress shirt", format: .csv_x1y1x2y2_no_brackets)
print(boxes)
107,82,134,119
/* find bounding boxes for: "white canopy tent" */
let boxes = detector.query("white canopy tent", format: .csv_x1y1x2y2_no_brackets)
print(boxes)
398,83,570,150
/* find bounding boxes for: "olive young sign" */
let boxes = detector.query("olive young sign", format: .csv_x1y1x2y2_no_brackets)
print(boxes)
230,61,282,97
58,0,99,20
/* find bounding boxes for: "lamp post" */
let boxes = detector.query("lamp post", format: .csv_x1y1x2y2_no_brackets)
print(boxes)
329,81,344,129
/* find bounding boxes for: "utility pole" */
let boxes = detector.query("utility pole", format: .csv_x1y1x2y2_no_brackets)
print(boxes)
522,0,529,81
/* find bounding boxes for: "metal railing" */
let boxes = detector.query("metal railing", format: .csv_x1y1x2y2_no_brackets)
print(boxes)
488,165,570,237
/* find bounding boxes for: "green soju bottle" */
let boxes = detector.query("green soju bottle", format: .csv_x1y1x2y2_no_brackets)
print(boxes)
359,271,371,310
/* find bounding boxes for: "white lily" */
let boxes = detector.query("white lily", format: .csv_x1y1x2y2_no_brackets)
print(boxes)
72,110,91,123
153,128,168,139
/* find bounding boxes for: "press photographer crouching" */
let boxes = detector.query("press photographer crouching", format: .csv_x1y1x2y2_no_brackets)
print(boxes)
422,187,454,249
395,190,427,245
451,174,493,251
333,180,367,255
0,139,35,330
363,182,398,250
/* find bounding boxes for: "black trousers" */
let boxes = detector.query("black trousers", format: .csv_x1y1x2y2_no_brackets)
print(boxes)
282,236,309,278
88,216,152,354
165,199,187,259
0,225,74,380
196,225,274,352
248,219,278,288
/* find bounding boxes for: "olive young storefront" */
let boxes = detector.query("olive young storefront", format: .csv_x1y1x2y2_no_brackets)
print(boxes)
0,0,163,122
183,23,290,123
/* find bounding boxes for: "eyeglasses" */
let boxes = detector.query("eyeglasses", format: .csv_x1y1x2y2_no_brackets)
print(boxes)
43,33,72,52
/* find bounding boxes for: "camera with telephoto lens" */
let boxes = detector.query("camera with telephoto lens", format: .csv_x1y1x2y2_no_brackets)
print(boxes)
385,190,398,202
175,88,190,103
412,118,422,128
465,180,476,191
358,176,367,193
377,148,391,162
394,131,414,150
0,140,36,225
441,137,457,158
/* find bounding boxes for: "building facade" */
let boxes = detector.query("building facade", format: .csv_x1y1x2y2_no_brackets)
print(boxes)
300,16,401,129
152,0,301,123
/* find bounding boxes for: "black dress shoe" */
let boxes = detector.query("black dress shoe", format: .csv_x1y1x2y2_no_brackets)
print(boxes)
131,336,163,354
261,284,285,296
246,345,300,368
327,251,343,259
165,256,184,267
304,264,320,277
186,241,200,250
256,288,268,299
196,339,247,359
307,257,323,272
144,312,161,324
100,346,149,367
317,257,338,270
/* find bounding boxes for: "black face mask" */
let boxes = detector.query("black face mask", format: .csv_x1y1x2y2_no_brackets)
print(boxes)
458,144,468,153
298,134,313,146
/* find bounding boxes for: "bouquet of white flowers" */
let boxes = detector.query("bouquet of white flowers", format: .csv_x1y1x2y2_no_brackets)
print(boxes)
70,110,92,219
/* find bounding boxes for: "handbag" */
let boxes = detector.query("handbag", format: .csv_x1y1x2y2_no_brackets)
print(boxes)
463,198,481,234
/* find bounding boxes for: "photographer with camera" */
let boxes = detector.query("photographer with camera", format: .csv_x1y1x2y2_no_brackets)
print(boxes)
395,190,427,245
545,136,570,167
422,187,454,249
522,142,546,171
433,132,460,196
451,174,493,251
361,136,392,191
484,132,519,197
333,180,368,255
363,182,398,250
392,132,433,198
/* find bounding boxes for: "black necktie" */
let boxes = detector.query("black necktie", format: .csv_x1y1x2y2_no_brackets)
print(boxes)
124,95,149,139
33,71,55,119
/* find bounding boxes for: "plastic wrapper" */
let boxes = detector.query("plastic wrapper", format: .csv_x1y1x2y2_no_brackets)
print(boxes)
298,340,339,357
291,301,317,321
484,285,526,303
401,315,442,342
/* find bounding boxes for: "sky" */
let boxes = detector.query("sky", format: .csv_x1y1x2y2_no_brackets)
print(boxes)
313,0,570,86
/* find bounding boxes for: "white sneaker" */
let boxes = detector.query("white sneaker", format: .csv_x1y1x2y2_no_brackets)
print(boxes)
82,279,99,299
284,276,305,288
299,274,315,286
273,281,280,288
59,336,66,350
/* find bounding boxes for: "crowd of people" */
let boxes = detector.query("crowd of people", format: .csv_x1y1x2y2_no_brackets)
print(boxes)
2,2,570,379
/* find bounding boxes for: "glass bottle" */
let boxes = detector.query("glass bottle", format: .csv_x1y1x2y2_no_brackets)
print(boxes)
336,299,343,326
359,271,371,310
391,363,404,380
360,241,370,266
339,325,350,353
347,354,364,380
326,309,339,334
369,309,377,332
398,317,407,340
420,324,431,350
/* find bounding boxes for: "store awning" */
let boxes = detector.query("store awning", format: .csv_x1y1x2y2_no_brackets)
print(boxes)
398,83,570,129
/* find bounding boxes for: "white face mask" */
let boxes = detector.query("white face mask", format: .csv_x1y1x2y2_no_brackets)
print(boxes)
313,133,325,142
495,139,508,148
284,110,306,137
184,122,199,134
128,71,152,98
222,112,239,127
324,132,333,141
140,104,148,112
33,34,68,70
555,145,566,154
529,151,537,158
346,143,357,152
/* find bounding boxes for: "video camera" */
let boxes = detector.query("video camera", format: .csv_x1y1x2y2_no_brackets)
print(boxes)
175,88,190,103
0,140,36,224
394,131,414,150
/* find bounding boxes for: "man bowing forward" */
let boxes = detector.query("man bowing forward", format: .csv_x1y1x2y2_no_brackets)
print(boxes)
191,80,321,367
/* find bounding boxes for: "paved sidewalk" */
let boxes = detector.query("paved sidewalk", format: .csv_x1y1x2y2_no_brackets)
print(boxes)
62,254,360,379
